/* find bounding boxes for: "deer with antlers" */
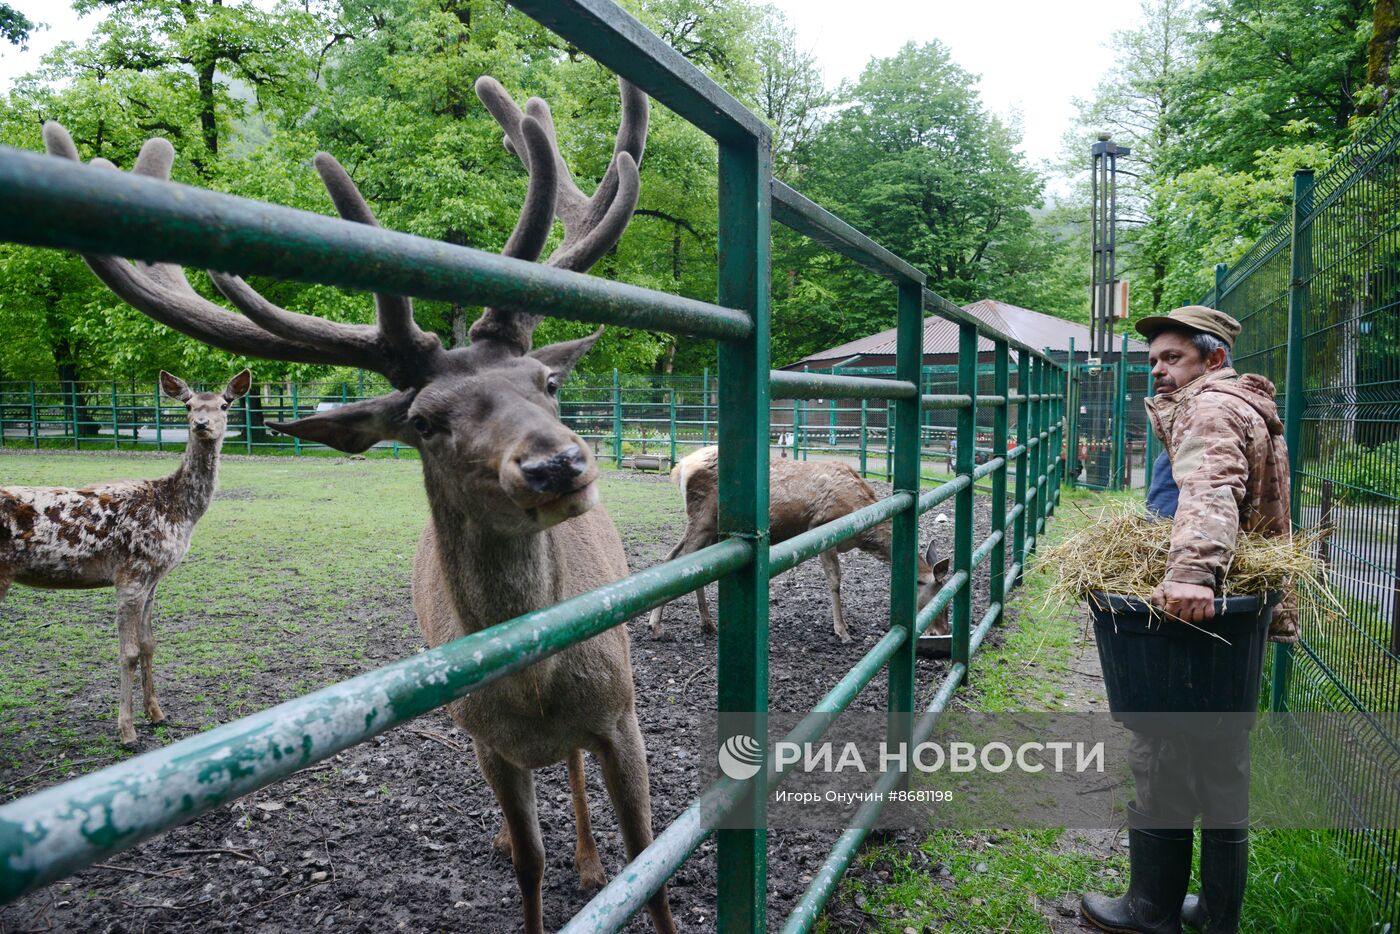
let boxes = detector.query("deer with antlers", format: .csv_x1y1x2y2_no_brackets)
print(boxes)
42,73,674,934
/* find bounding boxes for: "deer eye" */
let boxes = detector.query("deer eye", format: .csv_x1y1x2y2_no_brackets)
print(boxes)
546,374,563,396
410,414,434,436
221,402,229,411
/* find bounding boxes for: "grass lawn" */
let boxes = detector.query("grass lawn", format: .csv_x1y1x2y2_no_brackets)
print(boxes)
0,450,683,777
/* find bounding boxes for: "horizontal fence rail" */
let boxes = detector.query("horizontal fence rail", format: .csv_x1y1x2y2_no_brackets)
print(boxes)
0,0,1071,930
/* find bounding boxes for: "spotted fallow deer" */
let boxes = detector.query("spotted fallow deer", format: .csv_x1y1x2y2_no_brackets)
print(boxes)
42,72,674,934
0,370,251,746
648,446,952,642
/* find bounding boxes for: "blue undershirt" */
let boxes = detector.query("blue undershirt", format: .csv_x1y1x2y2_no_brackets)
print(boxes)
1146,450,1179,519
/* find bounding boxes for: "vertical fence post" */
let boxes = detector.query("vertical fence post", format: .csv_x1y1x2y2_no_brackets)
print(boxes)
1066,337,1076,487
1029,358,1044,552
952,321,977,675
1045,352,1059,516
69,382,79,450
888,279,923,773
702,366,710,444
716,132,771,934
1275,167,1315,713
1144,370,1157,500
885,401,893,482
669,387,677,465
29,381,38,449
612,368,622,465
1117,334,1130,489
859,399,868,476
110,382,119,451
990,339,1009,631
244,383,254,455
1013,354,1030,584
290,383,301,455
153,381,163,452
1213,262,1228,308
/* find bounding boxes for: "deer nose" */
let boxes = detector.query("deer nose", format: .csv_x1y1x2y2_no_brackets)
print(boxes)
194,418,210,431
518,445,587,494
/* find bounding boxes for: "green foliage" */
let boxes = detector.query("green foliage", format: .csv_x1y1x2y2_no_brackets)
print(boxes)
0,3,34,50
1321,439,1400,503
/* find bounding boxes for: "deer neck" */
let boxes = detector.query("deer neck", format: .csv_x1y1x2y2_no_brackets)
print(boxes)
167,435,222,523
427,495,560,634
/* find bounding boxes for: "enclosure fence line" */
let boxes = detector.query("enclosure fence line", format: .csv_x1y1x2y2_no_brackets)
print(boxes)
1197,97,1400,921
1,364,1066,489
0,2,1068,930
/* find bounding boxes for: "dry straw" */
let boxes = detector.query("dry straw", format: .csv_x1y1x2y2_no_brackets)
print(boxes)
1036,502,1328,615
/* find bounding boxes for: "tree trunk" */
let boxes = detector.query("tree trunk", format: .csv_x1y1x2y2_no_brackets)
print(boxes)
1367,0,1400,114
450,303,468,348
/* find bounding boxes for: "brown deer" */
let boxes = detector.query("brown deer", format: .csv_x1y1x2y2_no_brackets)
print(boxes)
0,370,252,746
649,446,952,641
41,72,675,934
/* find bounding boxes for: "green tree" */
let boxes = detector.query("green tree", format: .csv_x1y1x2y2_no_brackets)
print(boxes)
775,41,1066,364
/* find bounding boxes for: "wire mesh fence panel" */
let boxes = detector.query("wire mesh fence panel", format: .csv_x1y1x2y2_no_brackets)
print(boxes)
1213,101,1400,920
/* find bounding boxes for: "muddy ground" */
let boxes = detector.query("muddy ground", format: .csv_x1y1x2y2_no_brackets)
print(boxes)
1,468,1014,933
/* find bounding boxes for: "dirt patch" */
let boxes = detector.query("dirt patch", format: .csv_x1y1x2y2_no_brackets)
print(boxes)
1,473,1004,933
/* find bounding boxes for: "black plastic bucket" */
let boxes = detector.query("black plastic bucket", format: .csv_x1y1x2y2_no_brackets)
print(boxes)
1090,591,1280,734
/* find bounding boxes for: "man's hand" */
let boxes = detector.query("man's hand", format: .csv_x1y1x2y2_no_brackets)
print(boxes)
1151,581,1217,623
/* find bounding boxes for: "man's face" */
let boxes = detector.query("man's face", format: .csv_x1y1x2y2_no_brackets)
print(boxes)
1148,330,1222,393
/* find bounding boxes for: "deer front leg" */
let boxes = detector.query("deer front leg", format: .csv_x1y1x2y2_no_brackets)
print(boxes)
597,714,677,934
137,586,164,724
567,748,606,889
647,539,686,637
476,743,546,934
114,581,145,746
695,583,715,635
649,527,718,638
819,550,850,642
0,572,11,603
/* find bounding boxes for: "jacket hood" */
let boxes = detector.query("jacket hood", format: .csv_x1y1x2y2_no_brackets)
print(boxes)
1203,372,1284,436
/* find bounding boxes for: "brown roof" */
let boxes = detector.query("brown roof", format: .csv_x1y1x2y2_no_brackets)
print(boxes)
789,299,1146,368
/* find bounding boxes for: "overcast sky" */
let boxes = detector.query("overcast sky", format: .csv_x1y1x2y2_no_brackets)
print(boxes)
1,0,1145,185
765,0,1145,178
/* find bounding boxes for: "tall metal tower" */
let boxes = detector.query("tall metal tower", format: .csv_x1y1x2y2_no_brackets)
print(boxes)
1090,132,1130,358
1086,133,1130,488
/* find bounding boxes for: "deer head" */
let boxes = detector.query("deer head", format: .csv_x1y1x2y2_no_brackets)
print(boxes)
159,370,252,444
43,76,647,534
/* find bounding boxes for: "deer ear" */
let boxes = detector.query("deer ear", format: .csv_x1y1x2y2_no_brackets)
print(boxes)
224,369,252,401
923,539,939,568
529,327,604,378
159,371,192,402
268,392,414,455
933,556,952,578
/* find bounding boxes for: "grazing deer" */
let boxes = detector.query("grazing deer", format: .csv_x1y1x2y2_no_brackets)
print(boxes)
0,370,251,746
649,446,952,642
43,72,674,934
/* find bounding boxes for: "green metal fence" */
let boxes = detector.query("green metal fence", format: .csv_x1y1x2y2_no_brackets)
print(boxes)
0,2,1069,929
2,364,1043,488
1198,100,1400,920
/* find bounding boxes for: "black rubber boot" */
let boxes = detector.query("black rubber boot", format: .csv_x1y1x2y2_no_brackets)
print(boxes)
1181,821,1248,933
1082,804,1193,934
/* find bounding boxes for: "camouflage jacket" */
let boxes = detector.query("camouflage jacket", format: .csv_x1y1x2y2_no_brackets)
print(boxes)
1144,368,1298,643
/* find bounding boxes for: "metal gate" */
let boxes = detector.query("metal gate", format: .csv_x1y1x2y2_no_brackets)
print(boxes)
0,2,1068,929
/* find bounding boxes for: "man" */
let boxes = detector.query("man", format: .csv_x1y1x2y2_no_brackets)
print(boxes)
1081,306,1298,934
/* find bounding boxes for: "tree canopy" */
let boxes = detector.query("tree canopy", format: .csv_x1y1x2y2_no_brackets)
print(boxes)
1,0,1395,384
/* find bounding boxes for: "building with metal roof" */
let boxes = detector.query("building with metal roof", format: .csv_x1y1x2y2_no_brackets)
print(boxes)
783,299,1147,369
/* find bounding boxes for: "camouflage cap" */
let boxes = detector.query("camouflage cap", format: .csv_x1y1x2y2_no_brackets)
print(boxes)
1135,305,1242,349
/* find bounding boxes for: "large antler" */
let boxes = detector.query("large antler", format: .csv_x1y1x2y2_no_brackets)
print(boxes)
469,76,648,354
